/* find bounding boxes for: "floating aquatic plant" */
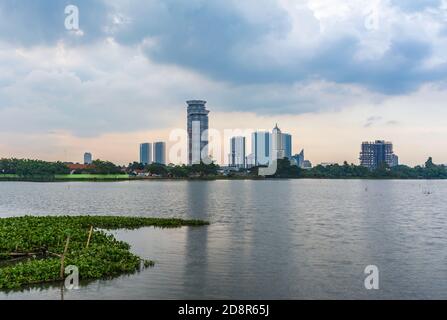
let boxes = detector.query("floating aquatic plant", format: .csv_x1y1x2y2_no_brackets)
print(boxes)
0,216,208,289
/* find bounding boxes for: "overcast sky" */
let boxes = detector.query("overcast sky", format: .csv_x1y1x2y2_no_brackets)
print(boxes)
1,0,447,165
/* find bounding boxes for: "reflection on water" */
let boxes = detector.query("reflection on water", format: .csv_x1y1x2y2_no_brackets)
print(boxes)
0,180,446,299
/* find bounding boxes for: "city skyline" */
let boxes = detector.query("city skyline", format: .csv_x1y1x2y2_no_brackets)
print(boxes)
0,94,418,168
1,1,447,166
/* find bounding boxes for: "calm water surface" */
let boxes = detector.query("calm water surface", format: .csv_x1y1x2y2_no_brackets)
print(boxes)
0,180,446,299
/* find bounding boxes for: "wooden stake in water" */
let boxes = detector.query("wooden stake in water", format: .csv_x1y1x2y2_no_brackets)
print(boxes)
60,236,70,279
86,225,93,248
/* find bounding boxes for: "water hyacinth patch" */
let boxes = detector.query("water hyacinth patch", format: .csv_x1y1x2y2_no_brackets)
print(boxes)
0,216,209,289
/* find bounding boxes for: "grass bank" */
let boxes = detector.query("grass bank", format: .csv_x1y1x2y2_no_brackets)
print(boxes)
0,215,209,290
55,174,130,181
0,174,19,181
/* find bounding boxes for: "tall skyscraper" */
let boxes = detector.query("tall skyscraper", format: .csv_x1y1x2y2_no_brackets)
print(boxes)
187,100,210,165
360,140,398,170
252,131,270,166
230,136,246,168
84,152,92,165
153,142,166,165
271,124,285,161
282,133,292,159
140,143,152,165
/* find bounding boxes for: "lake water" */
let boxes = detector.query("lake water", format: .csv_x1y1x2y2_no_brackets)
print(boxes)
0,180,446,300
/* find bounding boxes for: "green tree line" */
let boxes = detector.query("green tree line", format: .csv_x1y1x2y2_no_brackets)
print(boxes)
0,158,69,177
127,161,220,178
2,157,446,180
258,157,447,179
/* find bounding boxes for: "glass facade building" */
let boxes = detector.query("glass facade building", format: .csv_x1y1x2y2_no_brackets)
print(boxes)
252,131,270,166
282,133,292,160
140,143,152,165
252,125,292,165
153,142,166,165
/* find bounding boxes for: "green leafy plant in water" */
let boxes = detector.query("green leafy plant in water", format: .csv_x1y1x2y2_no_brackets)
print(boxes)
0,216,209,289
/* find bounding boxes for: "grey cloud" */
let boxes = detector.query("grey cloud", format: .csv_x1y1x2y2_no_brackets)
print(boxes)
109,1,446,95
1,0,446,96
363,116,400,128
364,116,383,127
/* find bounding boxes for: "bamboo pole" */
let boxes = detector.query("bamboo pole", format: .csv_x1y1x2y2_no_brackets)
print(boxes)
5,252,38,257
60,236,70,279
86,225,94,248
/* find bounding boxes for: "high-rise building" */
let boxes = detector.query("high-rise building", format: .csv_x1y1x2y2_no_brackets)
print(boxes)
84,152,92,165
153,142,166,165
291,149,305,168
140,143,152,165
252,125,291,165
360,140,398,170
187,100,210,165
252,131,270,166
271,124,285,161
230,136,246,168
282,133,292,159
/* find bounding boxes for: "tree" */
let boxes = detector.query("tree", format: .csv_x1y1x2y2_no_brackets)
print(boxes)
0,158,69,177
168,165,189,178
271,159,301,178
145,163,168,176
128,162,144,171
88,160,121,174
189,162,219,177
425,157,434,169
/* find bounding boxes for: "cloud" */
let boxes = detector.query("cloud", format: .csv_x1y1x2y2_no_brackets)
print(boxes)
364,116,383,127
390,0,441,12
0,40,196,136
2,0,447,95
0,39,381,137
107,0,447,94
363,116,400,127
386,120,399,126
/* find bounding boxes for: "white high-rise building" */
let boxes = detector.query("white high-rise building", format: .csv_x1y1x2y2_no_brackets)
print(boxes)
271,124,285,161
